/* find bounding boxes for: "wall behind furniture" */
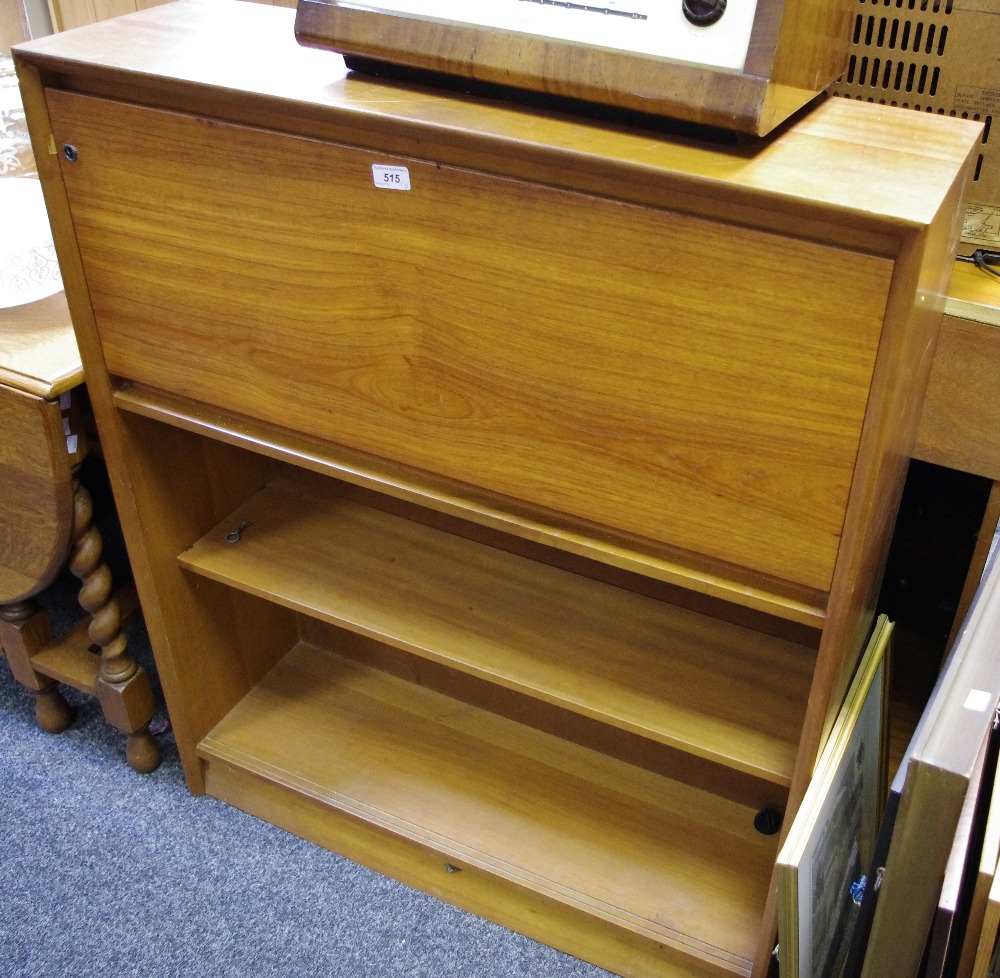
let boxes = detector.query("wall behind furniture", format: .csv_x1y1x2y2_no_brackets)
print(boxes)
48,0,294,34
1,0,33,51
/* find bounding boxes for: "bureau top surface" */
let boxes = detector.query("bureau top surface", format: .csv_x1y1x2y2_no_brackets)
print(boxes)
14,0,982,242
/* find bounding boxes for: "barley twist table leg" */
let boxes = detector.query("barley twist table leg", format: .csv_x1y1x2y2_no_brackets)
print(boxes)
68,474,162,773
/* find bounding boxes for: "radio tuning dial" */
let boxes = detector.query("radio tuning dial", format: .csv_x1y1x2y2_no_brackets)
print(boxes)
681,0,727,26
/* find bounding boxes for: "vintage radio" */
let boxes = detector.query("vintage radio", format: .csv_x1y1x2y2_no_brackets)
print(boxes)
294,0,856,135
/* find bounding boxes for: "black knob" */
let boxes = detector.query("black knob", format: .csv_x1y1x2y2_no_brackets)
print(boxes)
754,808,783,836
682,0,727,26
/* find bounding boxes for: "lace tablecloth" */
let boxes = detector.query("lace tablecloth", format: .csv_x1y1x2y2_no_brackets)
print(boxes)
1,55,62,309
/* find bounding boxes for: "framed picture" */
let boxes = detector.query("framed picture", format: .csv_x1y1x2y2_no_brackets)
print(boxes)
777,615,892,978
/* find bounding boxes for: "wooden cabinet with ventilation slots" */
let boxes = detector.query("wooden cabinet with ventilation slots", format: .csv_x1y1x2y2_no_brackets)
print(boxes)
831,0,998,215
13,2,983,976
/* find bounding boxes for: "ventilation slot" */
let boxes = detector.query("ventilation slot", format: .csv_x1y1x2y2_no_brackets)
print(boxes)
838,0,963,116
852,18,951,58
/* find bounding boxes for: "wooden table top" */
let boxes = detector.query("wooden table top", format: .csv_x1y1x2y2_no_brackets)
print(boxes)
0,289,82,398
946,260,1000,327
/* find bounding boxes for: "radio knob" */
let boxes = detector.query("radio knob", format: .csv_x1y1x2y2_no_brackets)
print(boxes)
682,0,727,26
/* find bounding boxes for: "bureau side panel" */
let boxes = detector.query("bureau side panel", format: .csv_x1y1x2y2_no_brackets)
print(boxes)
46,90,894,593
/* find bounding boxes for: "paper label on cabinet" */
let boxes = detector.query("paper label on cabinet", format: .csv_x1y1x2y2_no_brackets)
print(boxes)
964,689,994,713
372,165,411,191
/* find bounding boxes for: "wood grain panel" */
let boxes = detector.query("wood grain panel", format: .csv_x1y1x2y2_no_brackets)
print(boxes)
914,262,1000,481
48,90,894,593
914,316,1000,481
755,0,854,135
0,385,73,602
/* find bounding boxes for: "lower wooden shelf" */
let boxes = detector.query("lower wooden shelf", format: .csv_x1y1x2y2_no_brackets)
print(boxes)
179,476,814,792
198,639,779,978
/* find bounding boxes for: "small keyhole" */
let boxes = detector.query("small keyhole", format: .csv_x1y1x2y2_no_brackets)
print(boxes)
63,144,78,162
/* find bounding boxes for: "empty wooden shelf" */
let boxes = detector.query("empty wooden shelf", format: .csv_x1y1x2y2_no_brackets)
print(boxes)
179,476,813,790
200,639,777,976
13,2,982,975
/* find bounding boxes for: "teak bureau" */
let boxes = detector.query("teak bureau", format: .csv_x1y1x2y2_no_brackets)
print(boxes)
13,3,983,976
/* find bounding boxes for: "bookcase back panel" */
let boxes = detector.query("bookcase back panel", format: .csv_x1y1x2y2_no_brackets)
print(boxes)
48,89,894,593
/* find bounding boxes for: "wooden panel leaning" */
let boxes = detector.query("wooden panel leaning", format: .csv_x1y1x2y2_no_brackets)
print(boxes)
12,2,982,975
914,259,1000,483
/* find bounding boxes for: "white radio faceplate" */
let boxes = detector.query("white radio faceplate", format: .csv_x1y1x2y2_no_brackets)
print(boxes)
338,0,760,72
